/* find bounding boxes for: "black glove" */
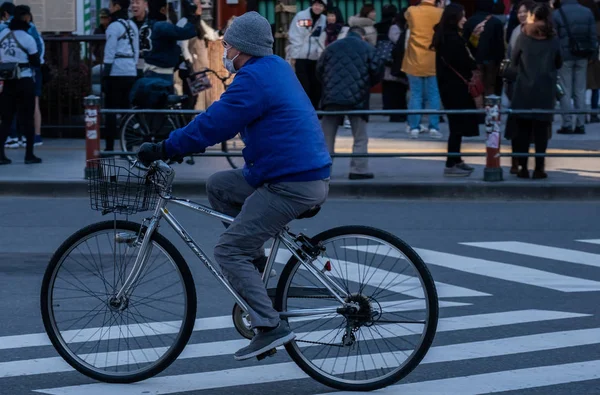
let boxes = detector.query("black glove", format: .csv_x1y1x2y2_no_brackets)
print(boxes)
137,142,185,167
137,142,168,167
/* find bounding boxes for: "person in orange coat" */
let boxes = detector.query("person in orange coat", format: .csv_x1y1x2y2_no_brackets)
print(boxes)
402,0,443,140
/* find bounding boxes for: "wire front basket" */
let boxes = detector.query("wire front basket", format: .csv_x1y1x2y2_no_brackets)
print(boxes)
88,158,159,215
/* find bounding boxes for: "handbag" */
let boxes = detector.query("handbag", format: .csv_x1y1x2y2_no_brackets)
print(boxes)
559,8,597,59
442,57,485,108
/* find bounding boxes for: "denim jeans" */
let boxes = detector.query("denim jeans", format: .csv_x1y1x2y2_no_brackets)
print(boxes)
558,59,588,129
407,74,441,131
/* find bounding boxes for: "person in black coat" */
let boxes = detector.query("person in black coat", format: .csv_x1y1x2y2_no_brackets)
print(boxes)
430,3,479,177
510,3,562,179
316,26,384,180
462,0,506,96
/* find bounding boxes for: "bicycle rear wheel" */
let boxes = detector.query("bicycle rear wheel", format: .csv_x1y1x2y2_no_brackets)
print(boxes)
221,133,245,169
40,220,197,383
274,226,438,392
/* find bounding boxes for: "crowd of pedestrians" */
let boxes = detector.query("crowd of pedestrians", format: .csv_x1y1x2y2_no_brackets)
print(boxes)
288,0,599,179
1,0,599,182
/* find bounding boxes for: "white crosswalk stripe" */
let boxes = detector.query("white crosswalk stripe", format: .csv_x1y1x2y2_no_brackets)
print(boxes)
342,245,600,292
461,241,600,269
2,238,599,394
31,310,593,395
577,239,600,245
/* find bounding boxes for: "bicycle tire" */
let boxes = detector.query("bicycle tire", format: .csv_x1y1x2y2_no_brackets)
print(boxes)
40,220,197,383
119,113,175,168
274,225,438,392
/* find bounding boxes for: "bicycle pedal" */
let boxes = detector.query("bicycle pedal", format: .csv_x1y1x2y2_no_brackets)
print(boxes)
256,348,277,361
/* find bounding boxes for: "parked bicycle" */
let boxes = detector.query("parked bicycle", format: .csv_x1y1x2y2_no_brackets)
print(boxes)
119,68,245,169
40,158,438,391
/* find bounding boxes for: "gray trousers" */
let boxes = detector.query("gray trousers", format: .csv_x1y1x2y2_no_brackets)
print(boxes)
207,169,329,328
321,115,369,174
558,59,588,129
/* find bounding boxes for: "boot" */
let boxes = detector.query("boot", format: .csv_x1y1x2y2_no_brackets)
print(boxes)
510,157,519,174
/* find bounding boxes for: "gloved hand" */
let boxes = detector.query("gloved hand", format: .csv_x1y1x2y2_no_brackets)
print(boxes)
137,142,168,167
137,142,185,167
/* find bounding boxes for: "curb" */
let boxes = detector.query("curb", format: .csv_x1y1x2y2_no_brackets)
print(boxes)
1,180,599,200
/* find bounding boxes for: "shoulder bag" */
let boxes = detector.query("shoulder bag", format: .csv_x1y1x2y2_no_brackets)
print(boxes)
442,56,485,108
559,8,597,59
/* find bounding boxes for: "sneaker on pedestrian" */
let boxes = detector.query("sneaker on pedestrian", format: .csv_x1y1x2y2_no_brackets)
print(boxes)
34,135,43,146
444,164,471,177
19,136,26,148
349,172,374,180
343,117,351,129
409,128,420,139
429,129,443,139
456,162,474,172
573,125,585,134
25,155,42,164
234,321,296,361
4,137,19,149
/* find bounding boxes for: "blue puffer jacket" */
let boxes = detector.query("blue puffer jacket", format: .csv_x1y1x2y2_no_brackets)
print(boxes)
553,0,598,62
164,55,332,188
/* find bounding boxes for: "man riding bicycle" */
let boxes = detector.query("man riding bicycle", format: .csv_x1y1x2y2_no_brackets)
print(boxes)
137,11,332,361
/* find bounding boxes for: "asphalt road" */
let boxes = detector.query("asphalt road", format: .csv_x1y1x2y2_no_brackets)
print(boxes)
0,197,599,395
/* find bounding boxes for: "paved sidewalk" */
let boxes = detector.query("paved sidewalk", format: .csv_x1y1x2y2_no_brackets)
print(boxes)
0,122,598,199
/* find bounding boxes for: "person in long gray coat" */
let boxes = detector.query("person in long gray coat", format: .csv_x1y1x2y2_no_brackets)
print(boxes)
510,3,562,179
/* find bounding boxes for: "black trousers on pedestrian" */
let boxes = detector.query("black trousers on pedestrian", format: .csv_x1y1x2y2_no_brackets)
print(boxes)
382,80,408,122
446,132,462,168
0,77,35,159
514,118,550,170
295,59,321,110
104,76,136,151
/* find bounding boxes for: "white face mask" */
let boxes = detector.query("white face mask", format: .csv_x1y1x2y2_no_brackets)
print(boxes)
223,47,240,74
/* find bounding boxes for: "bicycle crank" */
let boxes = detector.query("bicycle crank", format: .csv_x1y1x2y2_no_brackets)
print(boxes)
232,303,255,340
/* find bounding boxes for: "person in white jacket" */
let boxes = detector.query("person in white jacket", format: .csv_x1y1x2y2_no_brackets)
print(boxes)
103,0,139,152
287,0,327,109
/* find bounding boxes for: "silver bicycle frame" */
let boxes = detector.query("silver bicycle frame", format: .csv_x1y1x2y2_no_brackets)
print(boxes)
115,170,349,318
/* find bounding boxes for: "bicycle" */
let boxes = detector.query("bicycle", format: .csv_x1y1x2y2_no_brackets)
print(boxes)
40,158,439,392
119,68,245,169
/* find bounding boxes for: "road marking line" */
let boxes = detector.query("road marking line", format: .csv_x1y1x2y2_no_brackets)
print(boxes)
0,300,468,352
342,245,600,292
462,241,600,269
268,248,489,298
33,316,596,395
7,309,586,379
576,239,600,246
317,360,600,395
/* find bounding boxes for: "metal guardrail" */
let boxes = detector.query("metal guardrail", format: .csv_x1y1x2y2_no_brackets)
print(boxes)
99,106,600,159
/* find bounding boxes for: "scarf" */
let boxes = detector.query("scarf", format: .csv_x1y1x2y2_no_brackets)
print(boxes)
325,23,343,46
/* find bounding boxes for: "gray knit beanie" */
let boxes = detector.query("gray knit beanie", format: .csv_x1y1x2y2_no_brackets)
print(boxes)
223,11,274,57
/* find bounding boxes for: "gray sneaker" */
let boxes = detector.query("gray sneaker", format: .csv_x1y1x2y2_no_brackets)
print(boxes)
456,162,474,172
444,165,471,177
234,321,296,361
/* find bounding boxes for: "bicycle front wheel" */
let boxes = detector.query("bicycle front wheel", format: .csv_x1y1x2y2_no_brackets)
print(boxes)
40,220,197,383
275,226,438,392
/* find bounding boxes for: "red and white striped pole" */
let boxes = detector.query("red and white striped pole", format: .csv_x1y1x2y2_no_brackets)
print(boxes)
84,95,101,179
483,95,503,182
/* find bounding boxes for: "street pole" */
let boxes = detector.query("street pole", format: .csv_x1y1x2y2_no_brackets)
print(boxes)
84,95,101,179
483,95,503,182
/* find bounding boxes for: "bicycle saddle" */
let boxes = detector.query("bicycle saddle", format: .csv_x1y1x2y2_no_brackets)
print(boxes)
166,95,188,106
297,206,321,219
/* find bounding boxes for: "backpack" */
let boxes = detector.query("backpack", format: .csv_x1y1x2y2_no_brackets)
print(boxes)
0,31,29,80
390,28,408,78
